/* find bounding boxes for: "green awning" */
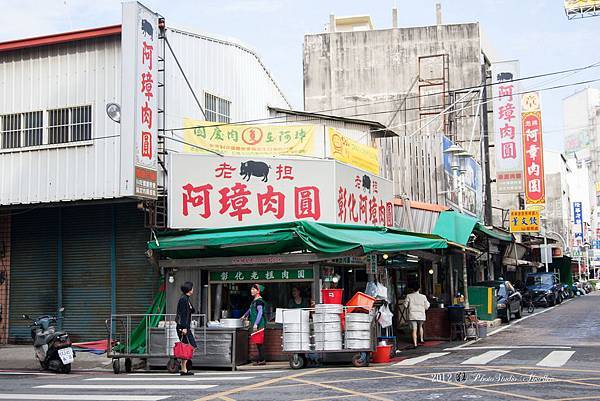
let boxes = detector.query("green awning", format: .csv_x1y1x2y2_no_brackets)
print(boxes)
475,223,513,243
433,210,513,245
149,221,448,259
432,211,478,245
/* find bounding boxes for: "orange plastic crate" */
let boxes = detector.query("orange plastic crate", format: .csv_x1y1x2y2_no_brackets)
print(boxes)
345,292,375,313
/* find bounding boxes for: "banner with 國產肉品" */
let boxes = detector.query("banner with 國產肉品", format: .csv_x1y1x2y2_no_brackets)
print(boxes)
182,118,316,156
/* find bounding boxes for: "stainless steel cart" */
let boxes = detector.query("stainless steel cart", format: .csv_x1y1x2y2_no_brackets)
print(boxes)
106,313,206,374
281,306,377,369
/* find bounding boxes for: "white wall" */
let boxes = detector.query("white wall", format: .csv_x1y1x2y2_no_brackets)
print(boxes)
0,36,122,205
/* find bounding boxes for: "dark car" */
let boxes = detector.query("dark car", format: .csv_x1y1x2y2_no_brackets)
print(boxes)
526,272,562,307
475,280,522,323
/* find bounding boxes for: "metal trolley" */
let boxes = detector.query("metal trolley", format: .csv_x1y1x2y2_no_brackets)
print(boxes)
106,313,206,374
281,306,377,369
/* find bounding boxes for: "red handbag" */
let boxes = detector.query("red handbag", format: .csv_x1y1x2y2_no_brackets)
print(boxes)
250,328,265,345
173,341,194,360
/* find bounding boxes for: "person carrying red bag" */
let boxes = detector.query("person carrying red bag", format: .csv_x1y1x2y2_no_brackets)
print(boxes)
175,281,197,375
243,284,267,366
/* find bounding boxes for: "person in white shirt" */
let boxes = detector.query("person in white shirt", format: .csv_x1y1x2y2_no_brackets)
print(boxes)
405,287,430,349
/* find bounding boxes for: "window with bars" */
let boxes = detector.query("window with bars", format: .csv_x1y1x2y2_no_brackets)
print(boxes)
0,106,91,150
48,105,92,144
205,93,231,123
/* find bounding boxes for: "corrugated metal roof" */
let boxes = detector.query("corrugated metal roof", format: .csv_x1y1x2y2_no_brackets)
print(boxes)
0,25,121,53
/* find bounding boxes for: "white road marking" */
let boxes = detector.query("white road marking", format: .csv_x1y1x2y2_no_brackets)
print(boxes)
86,376,253,381
536,351,576,367
453,298,575,349
0,395,170,401
445,345,572,351
35,384,216,390
0,371,55,376
125,370,280,376
394,352,450,366
461,350,511,365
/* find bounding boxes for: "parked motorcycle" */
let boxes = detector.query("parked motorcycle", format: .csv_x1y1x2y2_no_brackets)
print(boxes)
23,309,74,373
561,284,573,300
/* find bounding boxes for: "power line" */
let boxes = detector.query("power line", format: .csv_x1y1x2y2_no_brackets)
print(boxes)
162,61,600,132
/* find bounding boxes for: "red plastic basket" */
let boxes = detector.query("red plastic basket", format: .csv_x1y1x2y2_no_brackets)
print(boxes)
321,289,343,304
345,292,376,313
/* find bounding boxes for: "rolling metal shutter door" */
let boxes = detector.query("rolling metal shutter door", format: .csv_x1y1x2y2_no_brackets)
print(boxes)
62,205,111,342
116,203,156,315
9,209,59,342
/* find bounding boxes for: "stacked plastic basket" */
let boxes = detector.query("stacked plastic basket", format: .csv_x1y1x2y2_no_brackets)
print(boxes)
345,312,372,349
313,303,343,351
282,309,311,351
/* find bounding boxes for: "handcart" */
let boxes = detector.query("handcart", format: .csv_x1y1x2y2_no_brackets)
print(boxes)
281,305,378,370
106,313,206,374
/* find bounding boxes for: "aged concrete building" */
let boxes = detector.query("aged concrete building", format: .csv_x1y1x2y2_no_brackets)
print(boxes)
303,11,491,224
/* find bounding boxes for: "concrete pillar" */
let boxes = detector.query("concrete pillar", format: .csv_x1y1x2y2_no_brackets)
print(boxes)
436,3,442,25
392,7,398,28
329,14,336,33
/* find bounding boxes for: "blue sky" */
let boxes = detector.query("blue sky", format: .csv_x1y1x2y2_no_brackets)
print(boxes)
2,0,599,151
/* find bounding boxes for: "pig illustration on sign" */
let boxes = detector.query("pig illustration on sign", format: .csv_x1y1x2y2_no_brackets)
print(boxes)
141,19,153,40
496,72,513,82
362,175,371,193
240,161,271,182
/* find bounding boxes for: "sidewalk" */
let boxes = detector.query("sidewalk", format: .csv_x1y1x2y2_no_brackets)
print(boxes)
0,345,111,371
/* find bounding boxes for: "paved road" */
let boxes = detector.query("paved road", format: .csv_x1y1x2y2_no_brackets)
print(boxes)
1,293,599,401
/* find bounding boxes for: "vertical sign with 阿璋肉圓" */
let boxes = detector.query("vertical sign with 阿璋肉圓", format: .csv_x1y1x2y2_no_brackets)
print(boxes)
120,2,159,199
492,61,524,194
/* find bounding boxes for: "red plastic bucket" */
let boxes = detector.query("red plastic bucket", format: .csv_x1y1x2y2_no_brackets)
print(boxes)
372,345,393,363
321,289,343,304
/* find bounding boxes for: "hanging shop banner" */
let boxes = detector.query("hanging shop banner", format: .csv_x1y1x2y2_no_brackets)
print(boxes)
574,201,584,242
328,128,379,174
182,118,316,156
210,268,314,283
442,136,483,217
492,61,523,193
168,154,394,229
521,92,546,208
564,0,600,12
509,210,540,233
120,2,159,199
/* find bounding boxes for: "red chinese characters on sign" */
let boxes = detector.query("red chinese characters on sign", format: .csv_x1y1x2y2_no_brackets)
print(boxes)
182,183,213,217
295,186,321,220
219,183,252,221
141,132,152,159
215,163,236,179
257,185,285,219
522,112,545,204
498,85,517,162
336,185,392,227
276,164,294,180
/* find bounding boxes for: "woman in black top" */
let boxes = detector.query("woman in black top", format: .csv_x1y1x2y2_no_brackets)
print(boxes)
176,281,197,375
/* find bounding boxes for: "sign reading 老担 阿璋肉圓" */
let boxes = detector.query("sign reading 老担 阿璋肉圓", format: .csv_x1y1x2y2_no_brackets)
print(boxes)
210,268,314,283
167,154,394,229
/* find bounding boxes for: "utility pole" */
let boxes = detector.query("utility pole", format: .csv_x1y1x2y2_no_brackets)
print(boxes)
481,64,493,225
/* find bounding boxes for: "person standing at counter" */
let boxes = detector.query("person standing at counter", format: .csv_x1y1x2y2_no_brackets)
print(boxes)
243,284,267,366
405,287,430,349
176,281,198,375
287,286,309,309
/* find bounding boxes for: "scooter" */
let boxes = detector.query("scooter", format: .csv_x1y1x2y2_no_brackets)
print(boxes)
23,309,75,373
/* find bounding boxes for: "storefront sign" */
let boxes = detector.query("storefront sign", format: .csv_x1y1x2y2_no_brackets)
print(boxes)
509,210,540,233
183,118,316,156
168,154,394,229
521,92,545,208
328,128,379,174
492,61,524,193
574,201,584,240
210,268,314,282
121,2,159,199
